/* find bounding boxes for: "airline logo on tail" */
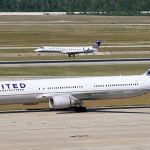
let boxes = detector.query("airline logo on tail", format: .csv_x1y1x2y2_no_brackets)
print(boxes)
92,41,104,49
146,69,150,75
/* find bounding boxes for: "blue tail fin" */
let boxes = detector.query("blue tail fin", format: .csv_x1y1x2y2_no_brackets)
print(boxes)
145,68,150,75
92,41,104,49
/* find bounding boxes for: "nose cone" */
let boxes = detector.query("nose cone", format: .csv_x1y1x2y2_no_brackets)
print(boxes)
34,49,39,52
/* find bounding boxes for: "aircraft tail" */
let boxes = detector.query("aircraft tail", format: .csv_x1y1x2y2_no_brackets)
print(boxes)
92,41,104,49
143,68,150,75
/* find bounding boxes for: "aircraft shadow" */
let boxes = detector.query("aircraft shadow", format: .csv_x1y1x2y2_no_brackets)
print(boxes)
86,106,150,115
0,106,150,114
0,108,52,114
57,106,150,114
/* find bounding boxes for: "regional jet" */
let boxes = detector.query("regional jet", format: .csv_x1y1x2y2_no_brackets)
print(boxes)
0,69,150,112
35,41,104,57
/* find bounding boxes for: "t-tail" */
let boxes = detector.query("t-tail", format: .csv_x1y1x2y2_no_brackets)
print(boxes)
92,41,104,50
143,68,150,76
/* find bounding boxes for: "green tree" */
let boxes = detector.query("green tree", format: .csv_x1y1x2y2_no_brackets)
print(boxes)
0,0,149,15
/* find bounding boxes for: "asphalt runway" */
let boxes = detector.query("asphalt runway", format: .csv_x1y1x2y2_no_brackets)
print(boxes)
1,58,150,67
0,23,150,26
1,45,150,49
0,106,150,150
0,43,150,50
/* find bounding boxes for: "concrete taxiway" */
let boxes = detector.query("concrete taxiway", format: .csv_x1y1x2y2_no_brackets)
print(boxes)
0,106,150,150
0,58,150,67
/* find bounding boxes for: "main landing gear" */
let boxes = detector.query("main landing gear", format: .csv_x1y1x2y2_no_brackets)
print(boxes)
73,100,86,113
68,54,75,57
74,106,87,113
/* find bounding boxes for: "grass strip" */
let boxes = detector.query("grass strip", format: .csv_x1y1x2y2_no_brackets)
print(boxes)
0,64,149,76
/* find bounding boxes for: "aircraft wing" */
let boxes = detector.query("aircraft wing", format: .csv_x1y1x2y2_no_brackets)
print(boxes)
61,51,80,54
71,90,125,100
35,90,124,101
35,93,78,100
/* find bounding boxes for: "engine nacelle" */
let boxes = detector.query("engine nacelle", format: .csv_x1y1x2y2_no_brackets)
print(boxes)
49,96,77,109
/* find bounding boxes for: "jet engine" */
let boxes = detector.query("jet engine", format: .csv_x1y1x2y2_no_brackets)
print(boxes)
49,96,78,109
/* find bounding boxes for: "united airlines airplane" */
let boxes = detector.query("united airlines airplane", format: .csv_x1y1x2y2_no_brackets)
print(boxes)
0,69,150,112
35,41,104,57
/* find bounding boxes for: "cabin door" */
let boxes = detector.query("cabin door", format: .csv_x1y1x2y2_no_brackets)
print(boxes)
141,80,146,89
85,83,89,91
28,85,34,94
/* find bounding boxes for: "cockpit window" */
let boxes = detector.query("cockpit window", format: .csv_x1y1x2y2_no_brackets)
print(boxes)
41,46,44,49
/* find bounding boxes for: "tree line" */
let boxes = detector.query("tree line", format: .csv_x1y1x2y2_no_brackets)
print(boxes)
0,0,150,15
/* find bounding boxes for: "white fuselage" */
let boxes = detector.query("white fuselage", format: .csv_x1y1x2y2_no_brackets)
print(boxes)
0,75,149,105
35,46,98,54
